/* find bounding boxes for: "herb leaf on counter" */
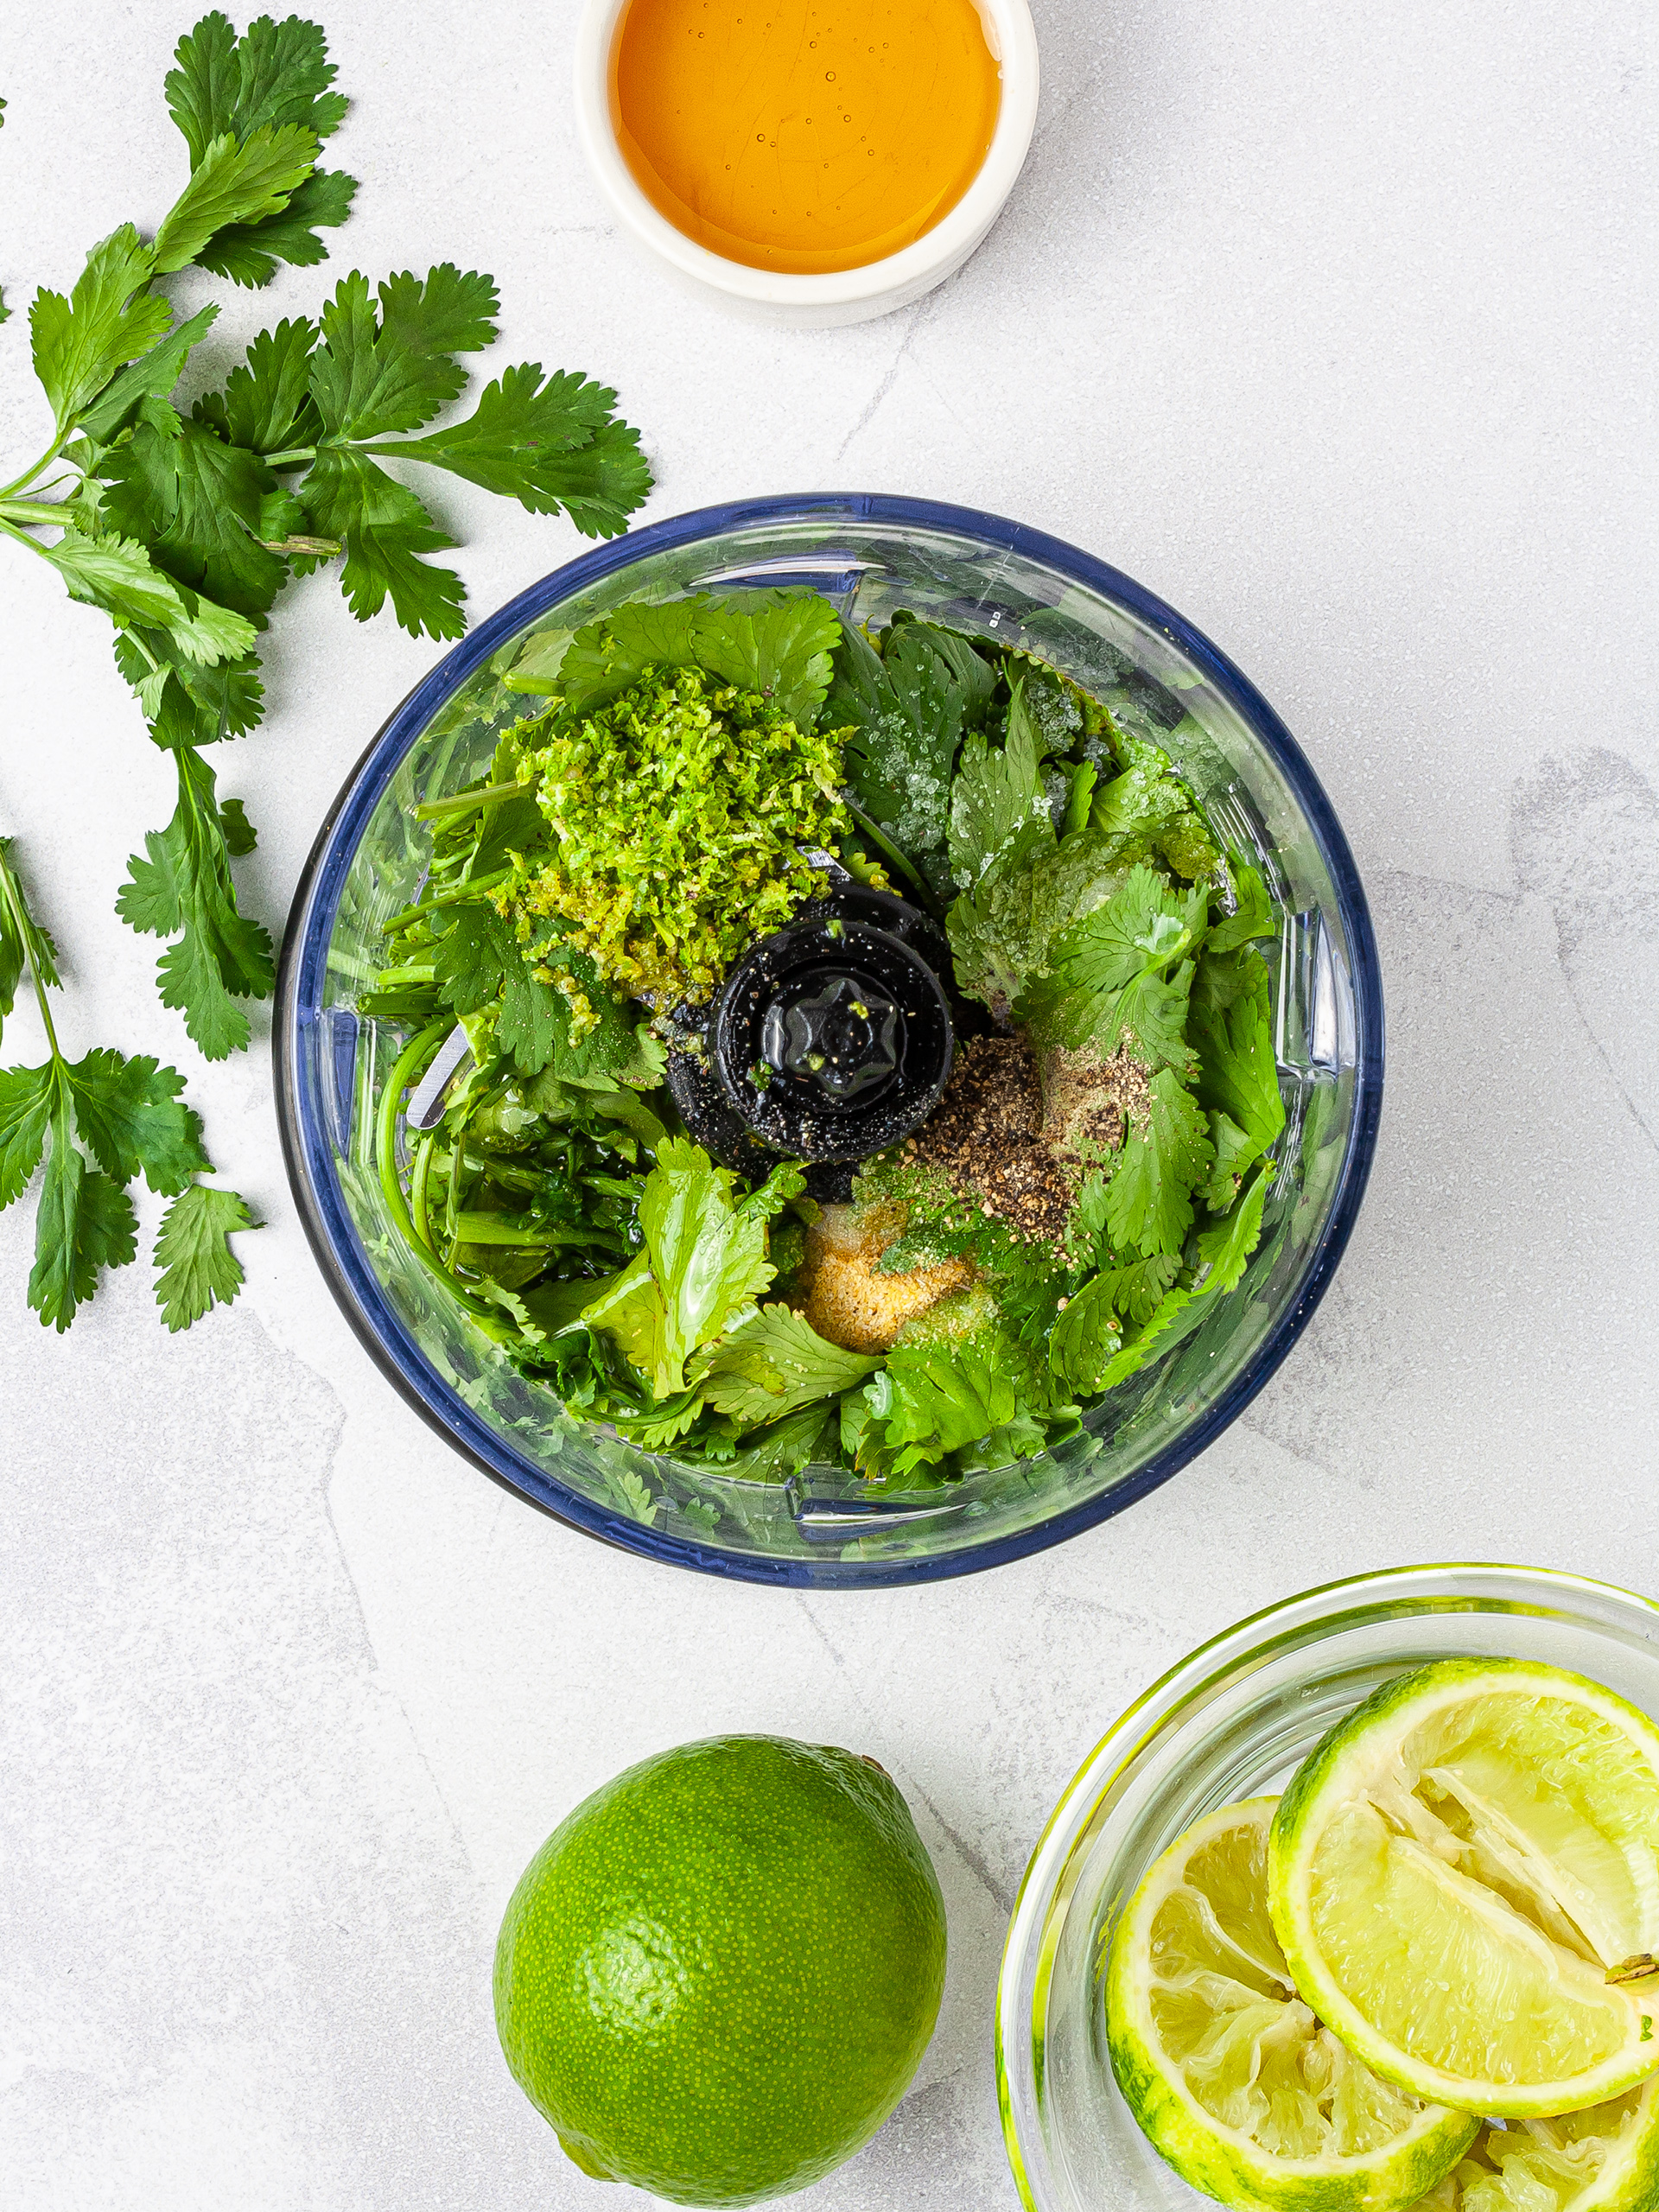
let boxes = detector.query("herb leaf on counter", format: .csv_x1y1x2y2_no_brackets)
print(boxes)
163,8,357,282
117,745,275,1059
0,836,255,1330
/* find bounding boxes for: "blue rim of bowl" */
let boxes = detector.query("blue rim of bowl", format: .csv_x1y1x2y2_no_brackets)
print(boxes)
274,492,1386,1587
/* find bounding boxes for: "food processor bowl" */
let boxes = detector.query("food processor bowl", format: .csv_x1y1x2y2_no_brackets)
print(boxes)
994,1563,1659,2212
274,494,1383,1586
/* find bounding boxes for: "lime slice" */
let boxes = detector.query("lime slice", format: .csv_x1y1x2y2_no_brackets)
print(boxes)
1411,2079,1659,2212
1269,1659,1659,2118
1106,1798,1480,2212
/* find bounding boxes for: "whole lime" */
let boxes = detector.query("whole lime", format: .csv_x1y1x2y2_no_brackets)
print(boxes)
493,1733,947,2206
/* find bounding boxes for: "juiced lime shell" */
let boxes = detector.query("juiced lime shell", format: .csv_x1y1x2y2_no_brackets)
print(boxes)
1269,1659,1659,2118
1107,1796,1478,2212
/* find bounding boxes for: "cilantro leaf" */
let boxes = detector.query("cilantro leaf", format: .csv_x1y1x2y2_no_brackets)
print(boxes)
152,123,320,276
296,446,462,639
947,682,1052,891
1208,857,1277,953
433,906,566,1074
1093,1163,1273,1389
1023,826,1141,969
896,617,998,721
165,10,243,162
371,361,618,504
99,417,291,621
1189,945,1287,1154
690,1402,837,1484
692,1304,880,1428
1089,745,1220,882
164,11,353,283
1018,863,1208,1067
1050,1275,1122,1393
694,591,842,728
29,226,172,430
518,414,653,541
194,315,321,452
833,620,982,859
1093,1251,1184,1325
42,528,257,664
66,1049,212,1194
0,1064,56,1208
1205,1108,1262,1213
77,306,221,447
577,1140,800,1398
1195,1161,1271,1294
117,745,274,1058
557,597,703,708
198,166,359,286
30,1128,139,1333
188,11,348,147
856,1330,1040,1479
543,948,662,1089
112,628,265,746
945,857,1041,1025
310,266,494,438
943,686,1059,1018
1106,1069,1213,1259
556,591,839,725
154,1180,256,1329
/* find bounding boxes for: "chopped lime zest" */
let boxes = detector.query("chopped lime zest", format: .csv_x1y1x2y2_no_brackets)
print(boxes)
508,666,850,1008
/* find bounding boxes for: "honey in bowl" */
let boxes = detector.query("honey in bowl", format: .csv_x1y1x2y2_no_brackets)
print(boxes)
610,0,1002,276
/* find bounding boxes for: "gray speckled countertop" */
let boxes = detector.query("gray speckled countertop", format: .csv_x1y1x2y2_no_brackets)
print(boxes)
3,3,1656,2204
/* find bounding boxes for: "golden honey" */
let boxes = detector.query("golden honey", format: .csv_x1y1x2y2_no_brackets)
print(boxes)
610,0,1002,276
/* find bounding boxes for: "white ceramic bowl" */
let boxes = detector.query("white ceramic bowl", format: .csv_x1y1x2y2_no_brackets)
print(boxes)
572,0,1040,327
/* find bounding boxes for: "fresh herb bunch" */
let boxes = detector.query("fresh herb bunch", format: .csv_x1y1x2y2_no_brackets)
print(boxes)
364,593,1292,1510
0,12,651,1329
0,837,253,1331
0,10,650,1061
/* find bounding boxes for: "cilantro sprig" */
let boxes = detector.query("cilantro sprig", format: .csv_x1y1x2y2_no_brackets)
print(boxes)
0,14,651,1329
0,835,255,1331
0,11,652,1065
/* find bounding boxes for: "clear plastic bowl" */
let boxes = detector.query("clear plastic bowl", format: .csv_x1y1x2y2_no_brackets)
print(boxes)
994,1563,1659,2212
274,495,1384,1586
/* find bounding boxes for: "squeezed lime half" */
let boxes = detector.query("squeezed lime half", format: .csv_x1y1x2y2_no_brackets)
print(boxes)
1106,1797,1479,2212
1409,2078,1659,2212
1269,1659,1659,2118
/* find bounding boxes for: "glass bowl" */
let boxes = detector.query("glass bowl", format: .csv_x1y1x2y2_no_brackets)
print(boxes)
274,493,1384,1586
994,1562,1659,2212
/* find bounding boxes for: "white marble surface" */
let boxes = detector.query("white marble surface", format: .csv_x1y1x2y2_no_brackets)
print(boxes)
2,3,1656,2205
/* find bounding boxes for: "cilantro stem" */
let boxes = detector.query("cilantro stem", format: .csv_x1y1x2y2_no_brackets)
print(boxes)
0,499,73,530
415,783,523,821
262,446,317,468
382,868,512,933
0,433,67,504
0,844,62,1061
410,1129,438,1254
842,800,948,925
374,1019,514,1336
0,514,57,563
